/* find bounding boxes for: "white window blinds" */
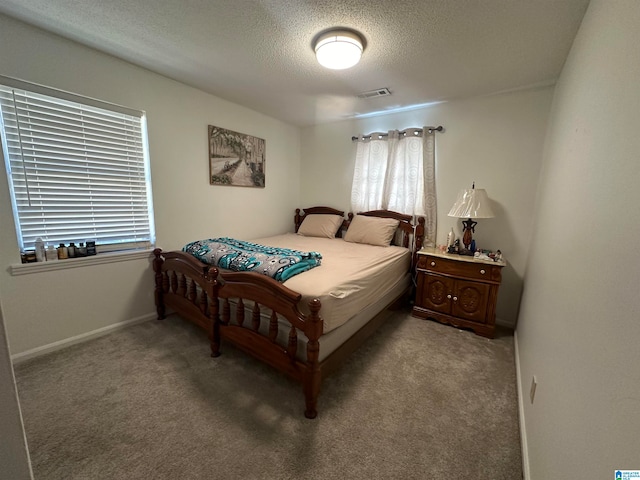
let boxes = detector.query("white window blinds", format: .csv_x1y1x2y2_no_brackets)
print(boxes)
0,78,155,252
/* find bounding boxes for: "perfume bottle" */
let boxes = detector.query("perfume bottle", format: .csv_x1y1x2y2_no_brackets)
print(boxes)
446,228,455,248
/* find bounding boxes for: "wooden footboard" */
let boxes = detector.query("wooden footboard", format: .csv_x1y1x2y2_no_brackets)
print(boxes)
153,248,323,418
215,271,323,418
153,249,219,332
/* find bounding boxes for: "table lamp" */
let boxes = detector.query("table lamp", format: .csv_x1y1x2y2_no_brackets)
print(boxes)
447,183,495,251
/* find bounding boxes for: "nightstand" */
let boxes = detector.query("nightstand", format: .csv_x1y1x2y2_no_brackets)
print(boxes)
412,247,505,338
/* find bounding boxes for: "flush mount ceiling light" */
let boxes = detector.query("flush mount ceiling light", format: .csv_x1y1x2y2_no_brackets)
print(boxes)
314,29,365,70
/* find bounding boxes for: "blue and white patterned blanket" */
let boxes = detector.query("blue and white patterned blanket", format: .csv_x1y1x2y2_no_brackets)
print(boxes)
182,237,322,282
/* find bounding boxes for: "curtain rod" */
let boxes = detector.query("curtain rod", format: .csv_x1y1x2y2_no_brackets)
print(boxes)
351,125,443,142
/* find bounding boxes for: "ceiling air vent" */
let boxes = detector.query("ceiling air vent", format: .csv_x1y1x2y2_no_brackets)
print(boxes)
356,87,391,99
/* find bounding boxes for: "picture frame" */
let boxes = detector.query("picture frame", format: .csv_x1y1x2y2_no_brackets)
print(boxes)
208,125,265,187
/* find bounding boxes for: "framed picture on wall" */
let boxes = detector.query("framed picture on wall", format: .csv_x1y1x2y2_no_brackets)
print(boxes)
208,125,266,187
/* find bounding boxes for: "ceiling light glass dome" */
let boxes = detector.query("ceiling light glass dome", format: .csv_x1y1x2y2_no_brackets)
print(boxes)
314,30,364,70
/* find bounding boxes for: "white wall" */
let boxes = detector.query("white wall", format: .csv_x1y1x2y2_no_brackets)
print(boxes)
0,14,301,355
516,0,640,477
301,88,553,327
0,301,33,479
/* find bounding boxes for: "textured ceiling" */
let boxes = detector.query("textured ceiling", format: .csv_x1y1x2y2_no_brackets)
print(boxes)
0,0,590,126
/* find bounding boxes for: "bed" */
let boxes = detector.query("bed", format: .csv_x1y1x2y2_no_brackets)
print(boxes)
152,207,425,418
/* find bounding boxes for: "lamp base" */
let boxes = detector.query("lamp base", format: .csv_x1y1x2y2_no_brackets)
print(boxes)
461,218,477,250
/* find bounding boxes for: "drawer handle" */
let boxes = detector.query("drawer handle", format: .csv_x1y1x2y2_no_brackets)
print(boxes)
447,294,452,299
430,261,436,267
453,296,458,301
480,269,486,275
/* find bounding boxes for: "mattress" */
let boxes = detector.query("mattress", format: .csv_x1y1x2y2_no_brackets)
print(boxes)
250,233,411,333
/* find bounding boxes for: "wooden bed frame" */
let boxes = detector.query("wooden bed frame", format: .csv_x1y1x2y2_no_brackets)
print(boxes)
153,207,425,418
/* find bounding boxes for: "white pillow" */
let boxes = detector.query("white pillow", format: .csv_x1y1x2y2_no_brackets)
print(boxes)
344,215,400,247
297,214,343,238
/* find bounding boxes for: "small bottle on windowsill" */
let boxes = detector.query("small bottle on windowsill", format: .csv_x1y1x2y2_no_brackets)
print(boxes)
45,245,58,261
86,239,97,256
57,243,68,259
35,237,45,262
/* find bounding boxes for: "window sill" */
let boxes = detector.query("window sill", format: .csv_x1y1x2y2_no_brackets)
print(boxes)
10,248,155,276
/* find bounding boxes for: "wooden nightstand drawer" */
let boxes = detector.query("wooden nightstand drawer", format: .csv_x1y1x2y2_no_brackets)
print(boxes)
418,255,501,283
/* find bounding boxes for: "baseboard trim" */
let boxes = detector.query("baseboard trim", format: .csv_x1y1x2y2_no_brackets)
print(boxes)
10,313,156,364
514,330,531,479
496,316,516,329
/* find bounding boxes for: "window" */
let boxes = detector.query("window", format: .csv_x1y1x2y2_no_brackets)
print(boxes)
0,76,155,255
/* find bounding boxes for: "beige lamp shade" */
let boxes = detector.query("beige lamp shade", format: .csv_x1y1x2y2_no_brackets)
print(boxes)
447,188,495,219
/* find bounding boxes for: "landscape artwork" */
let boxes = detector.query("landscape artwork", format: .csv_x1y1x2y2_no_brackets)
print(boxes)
208,125,266,187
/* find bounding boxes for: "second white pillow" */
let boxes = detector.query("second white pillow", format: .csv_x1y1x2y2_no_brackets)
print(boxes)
344,214,400,247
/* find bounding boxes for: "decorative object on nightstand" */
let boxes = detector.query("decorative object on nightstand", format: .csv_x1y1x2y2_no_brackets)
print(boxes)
446,228,455,249
412,247,506,338
447,183,495,251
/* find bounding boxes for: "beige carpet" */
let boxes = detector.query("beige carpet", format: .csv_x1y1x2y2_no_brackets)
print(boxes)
14,307,522,479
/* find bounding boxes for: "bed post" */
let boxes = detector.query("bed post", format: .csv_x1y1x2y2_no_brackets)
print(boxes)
153,248,166,320
294,208,302,233
206,267,221,358
303,298,322,419
413,217,426,271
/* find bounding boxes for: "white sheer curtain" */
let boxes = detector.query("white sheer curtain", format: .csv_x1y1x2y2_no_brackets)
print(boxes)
350,135,389,211
350,127,437,247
